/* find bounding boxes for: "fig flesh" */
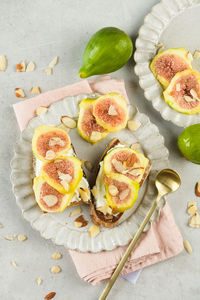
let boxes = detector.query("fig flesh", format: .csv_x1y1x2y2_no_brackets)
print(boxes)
103,147,149,184
32,125,71,162
150,48,192,88
163,69,200,114
105,173,139,212
33,177,73,213
93,93,128,132
40,157,83,194
77,98,109,143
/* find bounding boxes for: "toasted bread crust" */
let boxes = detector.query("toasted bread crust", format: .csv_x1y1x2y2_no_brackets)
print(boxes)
90,138,151,228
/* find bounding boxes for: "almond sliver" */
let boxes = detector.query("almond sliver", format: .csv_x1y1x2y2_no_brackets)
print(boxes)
61,116,76,129
30,86,41,94
0,55,7,71
49,56,58,68
43,195,58,207
26,61,35,72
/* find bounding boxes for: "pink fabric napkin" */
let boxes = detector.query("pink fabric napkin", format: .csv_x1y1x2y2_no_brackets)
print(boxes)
69,204,183,285
13,76,183,285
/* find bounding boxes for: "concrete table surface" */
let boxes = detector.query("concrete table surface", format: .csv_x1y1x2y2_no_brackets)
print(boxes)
0,0,200,299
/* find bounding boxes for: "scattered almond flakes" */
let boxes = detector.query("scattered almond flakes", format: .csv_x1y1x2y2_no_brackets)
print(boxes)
74,215,88,228
45,150,56,160
30,86,41,94
16,61,26,72
108,184,118,196
26,61,35,72
44,292,56,300
183,240,192,254
0,55,7,71
15,88,25,98
50,265,61,274
195,181,200,197
36,106,48,116
84,160,93,172
43,195,58,207
61,116,76,129
89,224,100,238
52,252,62,260
91,186,98,198
90,131,102,141
130,142,141,151
188,212,200,228
70,207,82,217
11,260,17,267
5,236,16,241
49,56,58,68
97,206,112,215
184,95,196,102
108,105,117,116
187,201,197,216
44,68,53,75
17,234,27,242
36,277,42,285
119,188,129,201
127,119,141,131
193,50,200,60
112,158,124,173
78,188,90,203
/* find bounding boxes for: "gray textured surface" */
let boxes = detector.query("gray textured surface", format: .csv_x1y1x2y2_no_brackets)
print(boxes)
0,0,200,299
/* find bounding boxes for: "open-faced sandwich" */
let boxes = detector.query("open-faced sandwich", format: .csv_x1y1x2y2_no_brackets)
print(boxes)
32,125,91,213
91,138,151,228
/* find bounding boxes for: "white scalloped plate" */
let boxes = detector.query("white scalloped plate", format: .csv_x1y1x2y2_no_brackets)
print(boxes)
11,94,169,252
134,0,200,127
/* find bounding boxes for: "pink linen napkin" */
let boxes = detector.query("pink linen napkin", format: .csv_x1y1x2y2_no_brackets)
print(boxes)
13,76,183,285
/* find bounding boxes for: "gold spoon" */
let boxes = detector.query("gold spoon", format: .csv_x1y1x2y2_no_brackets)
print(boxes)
99,168,181,300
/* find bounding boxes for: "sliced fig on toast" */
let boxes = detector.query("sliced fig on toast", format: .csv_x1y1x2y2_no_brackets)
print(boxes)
93,93,128,132
33,177,73,213
40,157,83,194
32,125,71,162
163,69,200,114
104,173,139,212
103,147,150,185
77,98,108,143
150,48,192,88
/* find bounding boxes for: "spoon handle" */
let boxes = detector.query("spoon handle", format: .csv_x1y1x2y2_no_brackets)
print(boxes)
99,193,161,300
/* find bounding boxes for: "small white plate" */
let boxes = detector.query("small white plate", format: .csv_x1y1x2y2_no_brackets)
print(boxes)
10,94,169,252
134,0,200,128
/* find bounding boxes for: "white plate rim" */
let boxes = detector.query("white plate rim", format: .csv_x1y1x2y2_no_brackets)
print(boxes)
134,0,200,128
10,94,169,252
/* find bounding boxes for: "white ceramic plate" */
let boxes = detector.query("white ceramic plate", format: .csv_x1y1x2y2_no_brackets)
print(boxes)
134,0,200,128
11,94,169,252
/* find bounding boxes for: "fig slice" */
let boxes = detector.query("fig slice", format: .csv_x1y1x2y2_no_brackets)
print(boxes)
33,177,73,213
40,156,83,194
163,69,200,114
32,125,71,162
150,48,192,88
105,173,139,212
77,98,109,143
93,93,128,132
103,147,150,185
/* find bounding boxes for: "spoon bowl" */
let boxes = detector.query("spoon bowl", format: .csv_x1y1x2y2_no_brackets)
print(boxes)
155,168,181,199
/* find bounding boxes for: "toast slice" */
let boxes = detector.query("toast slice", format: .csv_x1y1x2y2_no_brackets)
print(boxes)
90,138,151,228
32,126,91,212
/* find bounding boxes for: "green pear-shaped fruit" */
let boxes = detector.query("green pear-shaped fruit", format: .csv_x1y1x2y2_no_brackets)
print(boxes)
178,124,200,164
79,27,133,78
